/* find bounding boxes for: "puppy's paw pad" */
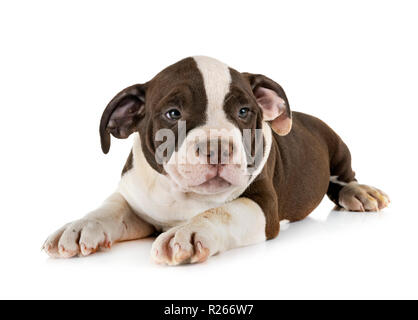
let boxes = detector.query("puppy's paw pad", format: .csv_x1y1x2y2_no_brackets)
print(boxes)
339,182,390,212
43,219,111,258
190,241,210,263
172,242,193,263
151,226,214,266
58,245,79,258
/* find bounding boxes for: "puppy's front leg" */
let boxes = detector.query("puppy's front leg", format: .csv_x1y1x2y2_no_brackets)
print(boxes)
43,192,154,258
151,198,266,265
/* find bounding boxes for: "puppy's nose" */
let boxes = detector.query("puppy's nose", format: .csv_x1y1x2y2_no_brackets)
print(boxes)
196,139,234,165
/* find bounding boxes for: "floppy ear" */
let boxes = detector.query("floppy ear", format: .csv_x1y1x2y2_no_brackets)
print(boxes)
243,73,292,136
99,84,146,154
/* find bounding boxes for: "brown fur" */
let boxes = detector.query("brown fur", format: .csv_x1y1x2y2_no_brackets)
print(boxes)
243,112,356,239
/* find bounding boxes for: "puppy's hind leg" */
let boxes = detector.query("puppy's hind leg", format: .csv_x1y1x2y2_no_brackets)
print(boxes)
43,192,155,258
327,138,390,212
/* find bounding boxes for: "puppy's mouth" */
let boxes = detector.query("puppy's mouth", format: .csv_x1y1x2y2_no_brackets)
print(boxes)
165,162,248,195
188,167,237,195
197,174,231,189
191,176,232,195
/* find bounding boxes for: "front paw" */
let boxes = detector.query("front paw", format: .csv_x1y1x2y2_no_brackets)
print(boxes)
151,223,217,266
42,219,112,258
339,182,390,212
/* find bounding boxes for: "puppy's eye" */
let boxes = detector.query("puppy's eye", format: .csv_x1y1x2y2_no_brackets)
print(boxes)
238,107,250,119
165,108,182,121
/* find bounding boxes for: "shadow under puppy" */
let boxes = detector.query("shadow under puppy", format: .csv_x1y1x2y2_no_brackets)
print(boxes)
43,56,390,265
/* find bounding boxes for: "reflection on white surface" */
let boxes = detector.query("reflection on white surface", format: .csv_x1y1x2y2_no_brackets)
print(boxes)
2,197,418,300
279,207,386,242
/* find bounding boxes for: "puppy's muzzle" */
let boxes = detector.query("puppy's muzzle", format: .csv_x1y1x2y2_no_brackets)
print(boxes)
195,138,235,165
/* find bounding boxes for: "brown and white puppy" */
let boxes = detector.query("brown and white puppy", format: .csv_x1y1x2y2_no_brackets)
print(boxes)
43,56,390,265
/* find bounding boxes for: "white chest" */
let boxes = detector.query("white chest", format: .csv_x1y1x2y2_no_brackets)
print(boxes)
118,167,235,230
117,135,248,230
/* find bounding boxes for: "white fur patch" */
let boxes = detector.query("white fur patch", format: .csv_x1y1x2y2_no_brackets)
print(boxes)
222,197,267,246
118,134,243,230
193,56,232,128
330,175,348,186
151,197,266,265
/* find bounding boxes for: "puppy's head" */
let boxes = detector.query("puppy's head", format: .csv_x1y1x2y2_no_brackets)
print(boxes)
100,56,292,195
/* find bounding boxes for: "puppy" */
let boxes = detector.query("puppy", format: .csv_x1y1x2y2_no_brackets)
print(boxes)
43,56,389,265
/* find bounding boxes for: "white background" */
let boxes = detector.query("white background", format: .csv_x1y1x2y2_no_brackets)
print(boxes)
0,0,417,299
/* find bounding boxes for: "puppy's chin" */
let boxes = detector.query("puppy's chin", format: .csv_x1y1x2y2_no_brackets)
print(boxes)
164,162,250,195
166,173,235,195
187,176,233,195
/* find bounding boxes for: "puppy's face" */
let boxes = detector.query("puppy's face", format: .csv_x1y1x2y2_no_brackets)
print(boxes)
100,57,292,195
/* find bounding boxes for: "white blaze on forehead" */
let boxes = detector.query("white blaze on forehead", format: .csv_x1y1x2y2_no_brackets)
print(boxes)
193,56,232,127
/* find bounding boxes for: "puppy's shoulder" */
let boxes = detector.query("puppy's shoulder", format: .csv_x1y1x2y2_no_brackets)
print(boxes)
289,111,341,143
291,111,332,132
